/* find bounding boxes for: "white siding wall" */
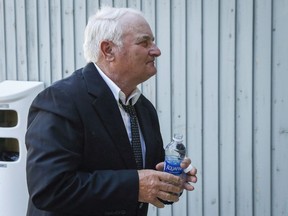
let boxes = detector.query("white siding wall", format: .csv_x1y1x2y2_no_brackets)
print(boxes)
1,0,288,215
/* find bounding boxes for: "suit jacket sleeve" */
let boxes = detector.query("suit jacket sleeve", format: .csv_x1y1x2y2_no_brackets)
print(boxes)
25,83,141,215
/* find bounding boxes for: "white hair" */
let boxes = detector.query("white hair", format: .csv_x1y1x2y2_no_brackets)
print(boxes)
83,6,144,63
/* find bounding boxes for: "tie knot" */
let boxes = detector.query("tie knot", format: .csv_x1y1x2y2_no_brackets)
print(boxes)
119,100,136,117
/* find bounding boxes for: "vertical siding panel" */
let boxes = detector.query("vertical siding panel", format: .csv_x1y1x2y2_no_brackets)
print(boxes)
171,0,188,216
141,0,156,105
128,0,141,9
219,0,236,216
186,0,203,215
0,0,6,81
155,0,172,170
146,0,158,205
26,0,39,81
141,4,158,213
272,0,288,215
235,1,254,216
100,0,113,6
38,0,51,85
4,0,17,79
86,0,100,19
155,1,172,216
113,0,128,7
50,0,62,83
15,0,28,80
171,0,187,211
62,0,75,78
253,0,272,216
74,0,86,69
202,0,219,215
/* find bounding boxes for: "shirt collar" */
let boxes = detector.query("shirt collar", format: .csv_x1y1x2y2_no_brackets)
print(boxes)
94,63,141,106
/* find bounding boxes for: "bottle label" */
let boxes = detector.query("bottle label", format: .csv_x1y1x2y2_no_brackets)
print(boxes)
164,161,183,176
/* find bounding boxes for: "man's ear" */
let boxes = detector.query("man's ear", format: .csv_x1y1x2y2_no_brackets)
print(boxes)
100,41,115,61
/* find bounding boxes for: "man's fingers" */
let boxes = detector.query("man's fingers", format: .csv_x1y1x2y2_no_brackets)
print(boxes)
155,162,164,171
158,179,183,194
137,168,197,207
180,158,197,175
187,167,197,176
182,181,195,191
186,174,197,183
158,172,182,186
138,170,183,206
180,157,192,168
150,198,165,208
157,190,180,203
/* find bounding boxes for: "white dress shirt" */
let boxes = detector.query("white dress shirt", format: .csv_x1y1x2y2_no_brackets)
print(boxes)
94,63,146,168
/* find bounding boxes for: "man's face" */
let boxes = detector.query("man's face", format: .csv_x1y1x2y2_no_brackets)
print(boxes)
113,14,161,87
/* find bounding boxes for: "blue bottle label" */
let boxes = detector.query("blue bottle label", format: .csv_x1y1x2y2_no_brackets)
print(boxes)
164,161,183,176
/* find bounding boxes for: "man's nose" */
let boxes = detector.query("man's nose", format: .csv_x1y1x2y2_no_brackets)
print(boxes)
149,44,161,57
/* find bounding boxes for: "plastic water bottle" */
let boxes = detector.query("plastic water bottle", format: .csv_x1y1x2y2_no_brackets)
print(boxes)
159,134,186,205
164,133,186,176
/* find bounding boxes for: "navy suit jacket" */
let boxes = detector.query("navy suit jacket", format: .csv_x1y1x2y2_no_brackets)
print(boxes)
25,63,165,216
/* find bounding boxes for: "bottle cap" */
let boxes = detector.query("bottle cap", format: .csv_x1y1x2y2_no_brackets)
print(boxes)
184,164,193,173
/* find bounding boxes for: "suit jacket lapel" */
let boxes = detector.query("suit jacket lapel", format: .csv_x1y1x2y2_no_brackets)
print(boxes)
81,63,137,169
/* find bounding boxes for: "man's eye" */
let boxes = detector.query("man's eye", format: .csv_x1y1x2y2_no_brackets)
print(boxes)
140,41,149,47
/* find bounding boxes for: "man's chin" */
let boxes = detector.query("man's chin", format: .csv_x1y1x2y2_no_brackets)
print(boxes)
148,70,157,77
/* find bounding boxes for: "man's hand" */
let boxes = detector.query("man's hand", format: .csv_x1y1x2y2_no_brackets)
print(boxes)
137,170,183,208
180,157,198,191
156,158,198,191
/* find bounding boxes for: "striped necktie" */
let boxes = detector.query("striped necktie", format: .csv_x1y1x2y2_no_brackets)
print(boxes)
119,100,143,169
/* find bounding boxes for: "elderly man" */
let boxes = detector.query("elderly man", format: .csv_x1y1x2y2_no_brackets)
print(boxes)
25,6,197,216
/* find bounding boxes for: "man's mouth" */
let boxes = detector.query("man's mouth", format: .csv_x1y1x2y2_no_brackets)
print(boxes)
147,59,155,65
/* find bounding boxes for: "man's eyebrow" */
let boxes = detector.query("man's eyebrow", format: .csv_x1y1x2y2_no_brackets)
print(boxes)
136,35,155,42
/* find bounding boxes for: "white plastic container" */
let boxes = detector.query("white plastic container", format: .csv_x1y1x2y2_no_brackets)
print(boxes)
0,80,44,216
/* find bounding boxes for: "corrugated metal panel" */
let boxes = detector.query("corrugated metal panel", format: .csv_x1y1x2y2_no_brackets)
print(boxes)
0,0,288,216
